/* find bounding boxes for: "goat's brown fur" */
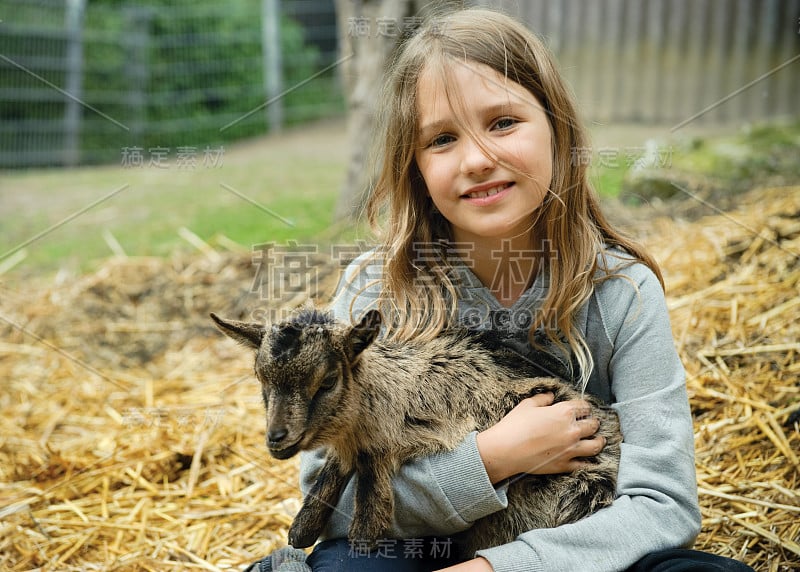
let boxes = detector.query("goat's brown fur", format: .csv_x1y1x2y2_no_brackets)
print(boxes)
211,308,621,557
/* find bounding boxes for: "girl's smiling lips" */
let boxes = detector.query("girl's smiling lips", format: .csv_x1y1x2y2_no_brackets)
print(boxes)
460,181,514,205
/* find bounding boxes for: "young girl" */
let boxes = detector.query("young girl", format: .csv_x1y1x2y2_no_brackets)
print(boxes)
246,7,754,572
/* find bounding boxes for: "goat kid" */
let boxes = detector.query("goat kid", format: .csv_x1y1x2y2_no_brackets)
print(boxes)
211,308,621,558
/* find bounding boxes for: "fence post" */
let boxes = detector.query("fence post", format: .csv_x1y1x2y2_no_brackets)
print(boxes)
262,0,284,132
125,6,151,148
64,0,86,167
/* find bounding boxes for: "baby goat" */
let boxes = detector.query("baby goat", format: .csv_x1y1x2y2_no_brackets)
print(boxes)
211,308,621,557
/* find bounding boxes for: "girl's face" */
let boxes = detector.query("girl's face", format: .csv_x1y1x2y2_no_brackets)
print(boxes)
414,61,553,246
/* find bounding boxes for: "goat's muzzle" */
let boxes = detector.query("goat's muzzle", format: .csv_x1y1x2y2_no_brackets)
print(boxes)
267,431,305,460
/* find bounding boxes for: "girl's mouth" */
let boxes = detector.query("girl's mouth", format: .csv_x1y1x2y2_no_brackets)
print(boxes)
461,182,513,204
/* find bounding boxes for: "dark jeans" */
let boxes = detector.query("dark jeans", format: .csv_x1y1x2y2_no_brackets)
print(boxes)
626,548,755,572
307,538,459,572
247,539,755,571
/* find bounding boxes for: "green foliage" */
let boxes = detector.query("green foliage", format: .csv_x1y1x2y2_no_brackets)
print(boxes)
617,120,800,204
0,0,343,166
590,163,627,198
668,121,800,184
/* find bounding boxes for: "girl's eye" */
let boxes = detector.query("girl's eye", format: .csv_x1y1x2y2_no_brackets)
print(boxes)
429,133,455,148
493,117,516,130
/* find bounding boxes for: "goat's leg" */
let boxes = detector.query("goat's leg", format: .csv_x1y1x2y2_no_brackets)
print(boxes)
288,457,350,548
348,451,394,547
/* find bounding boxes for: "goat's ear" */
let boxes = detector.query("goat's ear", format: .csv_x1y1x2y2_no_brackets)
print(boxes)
210,313,265,350
346,310,381,362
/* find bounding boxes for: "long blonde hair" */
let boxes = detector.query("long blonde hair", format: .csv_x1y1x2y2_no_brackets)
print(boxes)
363,7,663,386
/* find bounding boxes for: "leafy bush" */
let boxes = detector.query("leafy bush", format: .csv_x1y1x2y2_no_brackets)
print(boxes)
0,0,342,166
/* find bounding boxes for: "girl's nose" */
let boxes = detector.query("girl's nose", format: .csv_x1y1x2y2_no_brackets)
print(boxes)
460,137,496,176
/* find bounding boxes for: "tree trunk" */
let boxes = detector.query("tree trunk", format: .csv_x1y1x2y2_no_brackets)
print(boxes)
333,0,464,222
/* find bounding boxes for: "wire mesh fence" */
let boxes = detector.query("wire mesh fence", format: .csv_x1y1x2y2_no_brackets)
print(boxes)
1,0,798,169
0,0,341,168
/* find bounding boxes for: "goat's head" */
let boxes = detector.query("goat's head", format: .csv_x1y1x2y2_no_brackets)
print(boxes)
211,309,382,459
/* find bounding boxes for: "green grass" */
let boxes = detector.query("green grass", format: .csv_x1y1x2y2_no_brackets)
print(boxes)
677,121,800,182
588,119,800,199
0,119,364,278
3,119,797,279
590,163,628,198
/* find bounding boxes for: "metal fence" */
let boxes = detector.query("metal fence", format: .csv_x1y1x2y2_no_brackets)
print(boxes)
493,0,800,127
0,0,340,168
1,0,798,169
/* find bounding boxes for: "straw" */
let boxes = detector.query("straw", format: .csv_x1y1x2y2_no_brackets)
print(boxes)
1,186,798,570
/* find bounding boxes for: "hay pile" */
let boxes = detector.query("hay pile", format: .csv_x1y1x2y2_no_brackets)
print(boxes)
1,187,798,571
635,186,800,568
0,246,343,571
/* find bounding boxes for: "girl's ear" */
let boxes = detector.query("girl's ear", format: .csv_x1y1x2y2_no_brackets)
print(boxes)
210,313,265,350
346,310,382,363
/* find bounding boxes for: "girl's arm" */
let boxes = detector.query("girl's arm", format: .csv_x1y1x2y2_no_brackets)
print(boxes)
301,255,603,541
308,256,699,572
475,392,606,483
437,557,494,572
469,263,701,572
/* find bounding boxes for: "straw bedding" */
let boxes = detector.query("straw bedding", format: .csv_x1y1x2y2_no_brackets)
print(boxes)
1,186,798,571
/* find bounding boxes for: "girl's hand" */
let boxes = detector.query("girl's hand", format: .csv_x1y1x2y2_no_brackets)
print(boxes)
435,556,494,572
476,393,605,483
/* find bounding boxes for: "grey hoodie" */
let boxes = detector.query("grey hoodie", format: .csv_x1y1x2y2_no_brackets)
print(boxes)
299,249,701,572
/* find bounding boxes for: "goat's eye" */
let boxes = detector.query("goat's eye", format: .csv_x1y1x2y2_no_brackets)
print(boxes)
319,374,338,391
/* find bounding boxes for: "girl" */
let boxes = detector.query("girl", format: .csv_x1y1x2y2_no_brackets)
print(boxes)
247,7,754,572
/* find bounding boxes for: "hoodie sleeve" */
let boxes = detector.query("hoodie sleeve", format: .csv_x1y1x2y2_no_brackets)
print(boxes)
303,256,700,572
475,263,701,572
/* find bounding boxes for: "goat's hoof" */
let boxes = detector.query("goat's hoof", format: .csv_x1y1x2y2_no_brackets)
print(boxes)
288,525,318,549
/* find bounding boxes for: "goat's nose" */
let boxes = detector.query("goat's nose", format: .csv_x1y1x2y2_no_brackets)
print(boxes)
268,427,288,443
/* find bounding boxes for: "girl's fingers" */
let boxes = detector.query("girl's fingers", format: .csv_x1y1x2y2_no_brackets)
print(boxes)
482,395,607,478
526,392,555,406
536,436,607,474
574,435,607,458
568,400,593,419
576,415,601,438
